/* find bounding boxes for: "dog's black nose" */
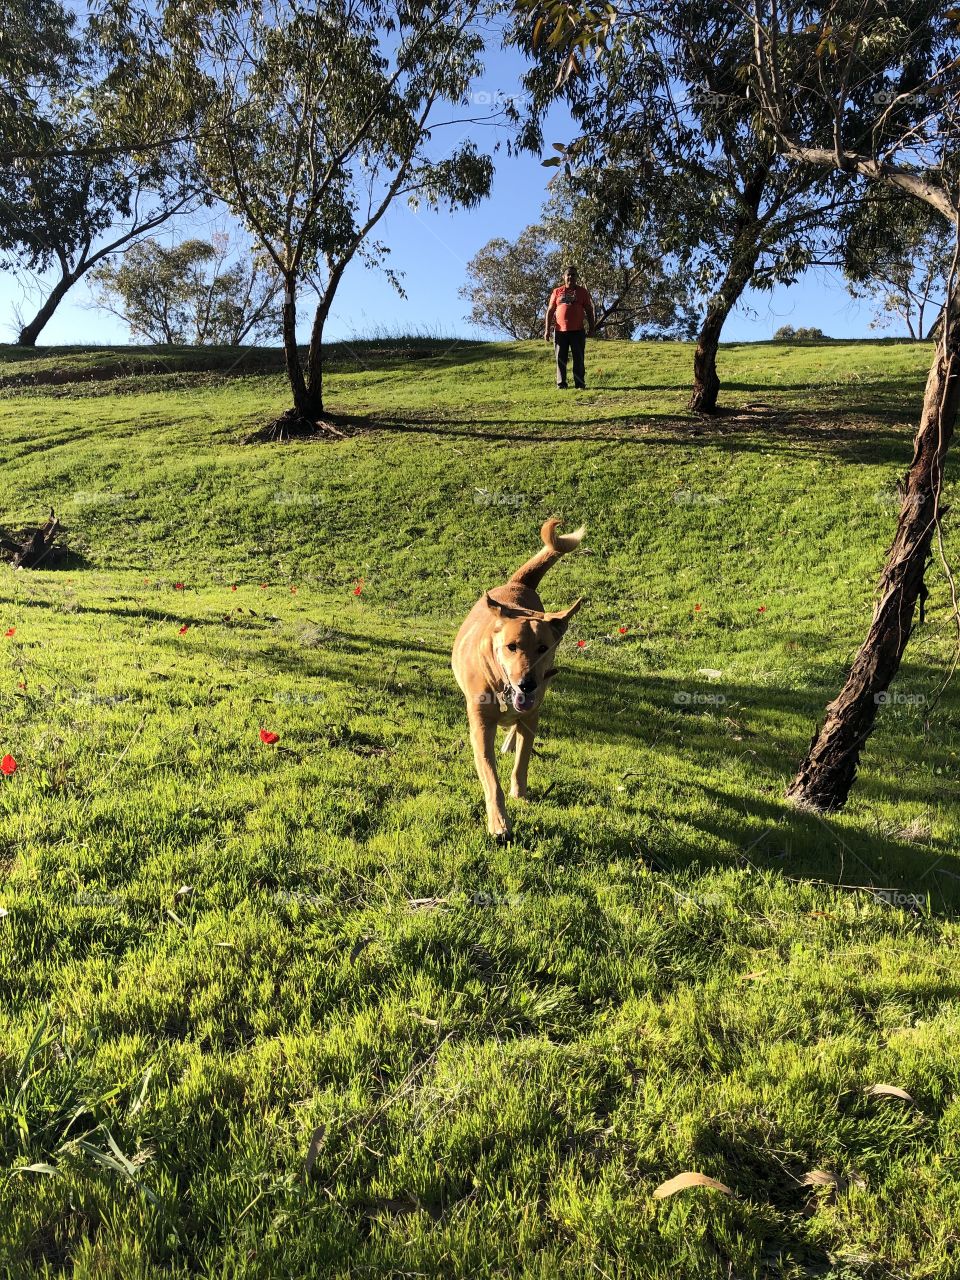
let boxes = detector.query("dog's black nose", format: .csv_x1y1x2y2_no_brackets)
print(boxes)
518,674,538,694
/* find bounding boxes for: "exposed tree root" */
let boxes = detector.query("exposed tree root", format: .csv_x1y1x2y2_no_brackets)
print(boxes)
244,407,352,444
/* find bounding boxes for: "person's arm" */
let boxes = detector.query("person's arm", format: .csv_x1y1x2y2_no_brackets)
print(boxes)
584,291,597,336
544,292,556,340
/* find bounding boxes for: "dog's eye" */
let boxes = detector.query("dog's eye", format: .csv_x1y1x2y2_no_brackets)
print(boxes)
537,645,548,654
506,643,518,652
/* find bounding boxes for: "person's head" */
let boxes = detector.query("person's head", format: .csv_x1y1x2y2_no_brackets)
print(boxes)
563,265,579,286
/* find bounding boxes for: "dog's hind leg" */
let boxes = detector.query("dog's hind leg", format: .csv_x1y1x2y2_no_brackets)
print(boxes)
510,713,539,801
468,709,510,838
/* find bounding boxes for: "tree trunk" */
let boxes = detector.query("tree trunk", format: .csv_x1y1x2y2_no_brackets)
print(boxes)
687,170,769,414
688,298,731,414
305,296,329,416
786,296,960,811
280,278,316,419
17,271,78,346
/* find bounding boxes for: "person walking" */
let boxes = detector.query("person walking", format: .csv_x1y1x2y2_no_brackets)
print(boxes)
544,265,596,389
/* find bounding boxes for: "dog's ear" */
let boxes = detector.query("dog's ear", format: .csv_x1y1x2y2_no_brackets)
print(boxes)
547,597,583,635
484,592,505,614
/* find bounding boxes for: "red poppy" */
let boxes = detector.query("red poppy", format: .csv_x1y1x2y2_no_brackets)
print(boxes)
178,624,189,635
353,578,364,596
290,586,298,594
757,605,767,613
1,755,16,776
3,628,14,638
174,582,185,591
694,604,702,612
259,583,268,589
576,639,586,649
259,729,280,745
618,626,628,634
231,584,237,592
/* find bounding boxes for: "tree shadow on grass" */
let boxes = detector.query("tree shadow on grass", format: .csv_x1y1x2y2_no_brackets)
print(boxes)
346,408,918,466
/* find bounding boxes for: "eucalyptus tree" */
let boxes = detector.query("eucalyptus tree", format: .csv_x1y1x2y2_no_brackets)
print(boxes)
841,188,952,339
511,1,841,412
743,0,960,812
0,0,200,345
519,0,960,811
165,0,494,436
462,184,696,339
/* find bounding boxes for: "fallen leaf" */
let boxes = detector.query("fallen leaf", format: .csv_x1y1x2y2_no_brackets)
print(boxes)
653,1172,732,1199
802,1170,842,1189
303,1125,327,1177
864,1083,914,1102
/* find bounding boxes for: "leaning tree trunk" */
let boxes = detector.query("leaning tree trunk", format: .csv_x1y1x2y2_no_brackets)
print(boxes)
688,172,768,414
305,295,330,419
786,297,960,811
17,271,78,347
689,297,733,414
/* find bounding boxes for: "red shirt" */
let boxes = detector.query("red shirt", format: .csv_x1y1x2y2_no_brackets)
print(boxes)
550,284,591,332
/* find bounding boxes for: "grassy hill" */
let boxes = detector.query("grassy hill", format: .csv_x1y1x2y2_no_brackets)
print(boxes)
1,337,959,1278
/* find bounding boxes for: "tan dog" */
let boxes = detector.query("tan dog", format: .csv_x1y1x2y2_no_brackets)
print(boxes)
452,518,585,838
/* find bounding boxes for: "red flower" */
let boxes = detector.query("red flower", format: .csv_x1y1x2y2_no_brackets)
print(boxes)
259,729,280,745
3,627,14,638
618,626,628,634
231,584,237,592
259,583,268,589
1,754,16,776
178,624,189,635
174,582,185,591
290,586,298,594
694,604,702,613
576,639,586,649
353,578,364,596
757,605,767,613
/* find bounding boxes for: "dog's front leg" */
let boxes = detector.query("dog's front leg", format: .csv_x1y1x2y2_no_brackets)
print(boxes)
468,708,510,838
510,713,539,800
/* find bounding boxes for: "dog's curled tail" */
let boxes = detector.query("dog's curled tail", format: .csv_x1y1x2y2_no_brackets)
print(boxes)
509,517,585,591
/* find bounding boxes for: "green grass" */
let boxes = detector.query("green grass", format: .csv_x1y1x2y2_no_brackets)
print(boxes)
1,337,959,1278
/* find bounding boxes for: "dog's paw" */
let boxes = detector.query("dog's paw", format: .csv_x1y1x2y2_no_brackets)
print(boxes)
487,815,512,841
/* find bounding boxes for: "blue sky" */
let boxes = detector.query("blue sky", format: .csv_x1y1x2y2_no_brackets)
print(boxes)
0,38,881,347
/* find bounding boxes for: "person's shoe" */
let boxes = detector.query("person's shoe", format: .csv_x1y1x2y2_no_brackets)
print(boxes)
557,382,568,389
575,382,586,390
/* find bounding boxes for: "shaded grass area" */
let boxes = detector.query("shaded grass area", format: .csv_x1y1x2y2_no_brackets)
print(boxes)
1,337,959,1278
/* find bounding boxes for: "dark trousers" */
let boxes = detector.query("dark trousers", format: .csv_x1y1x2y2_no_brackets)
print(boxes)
555,329,586,387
